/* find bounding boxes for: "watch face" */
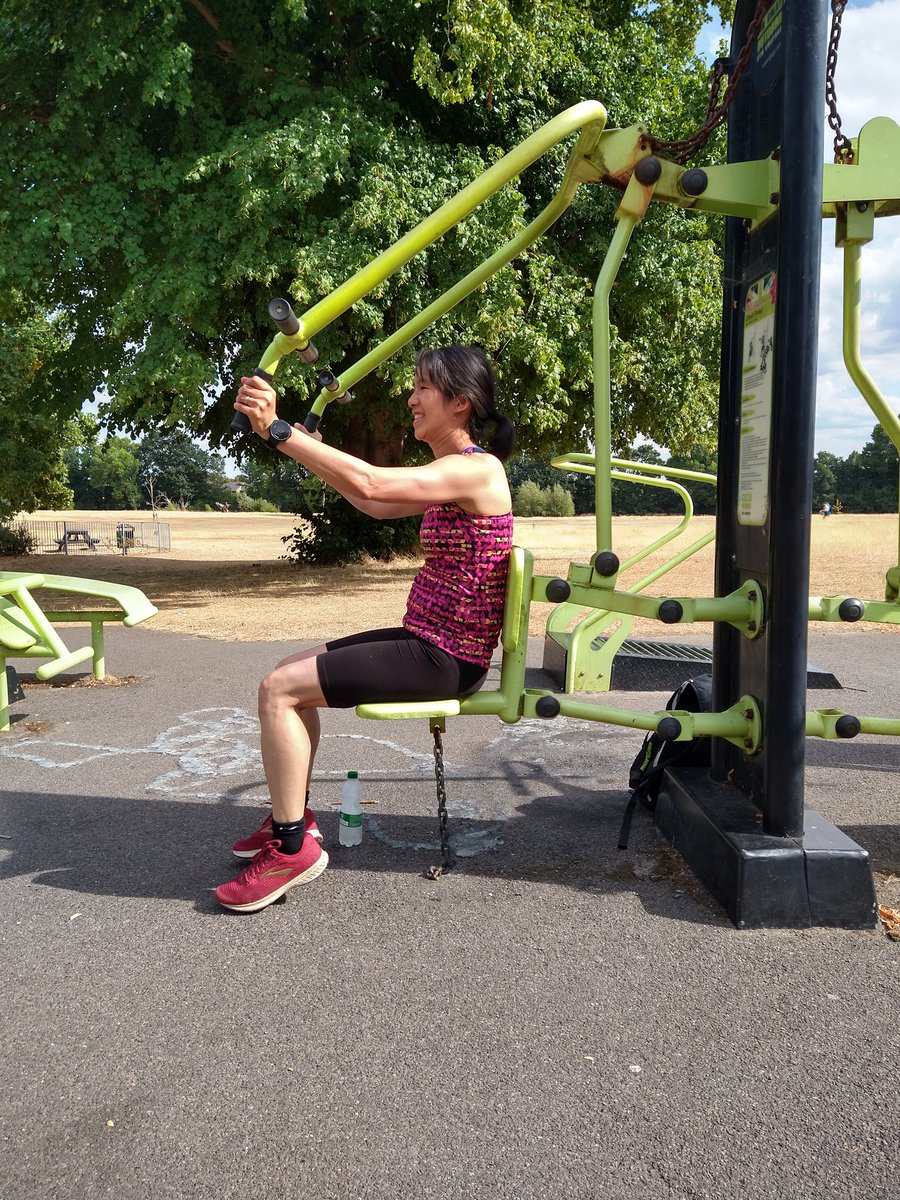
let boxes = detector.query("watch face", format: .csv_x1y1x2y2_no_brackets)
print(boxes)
269,419,292,442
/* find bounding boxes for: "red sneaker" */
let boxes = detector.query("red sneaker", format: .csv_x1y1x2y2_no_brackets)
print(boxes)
232,807,322,859
216,835,328,913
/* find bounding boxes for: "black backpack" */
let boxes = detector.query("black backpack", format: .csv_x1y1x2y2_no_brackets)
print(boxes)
618,674,713,849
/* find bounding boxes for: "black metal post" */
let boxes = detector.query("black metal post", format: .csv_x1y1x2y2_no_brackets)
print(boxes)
762,2,827,835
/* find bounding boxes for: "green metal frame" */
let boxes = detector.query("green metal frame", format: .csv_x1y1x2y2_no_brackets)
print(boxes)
241,104,900,749
257,101,608,419
0,571,158,731
545,453,716,691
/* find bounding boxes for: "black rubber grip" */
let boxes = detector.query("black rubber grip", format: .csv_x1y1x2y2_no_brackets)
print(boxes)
303,411,321,433
268,298,300,336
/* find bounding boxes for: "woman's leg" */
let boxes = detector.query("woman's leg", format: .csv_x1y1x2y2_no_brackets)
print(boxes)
257,651,328,824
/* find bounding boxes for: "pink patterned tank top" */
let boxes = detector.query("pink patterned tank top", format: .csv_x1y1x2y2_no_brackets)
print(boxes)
403,500,513,669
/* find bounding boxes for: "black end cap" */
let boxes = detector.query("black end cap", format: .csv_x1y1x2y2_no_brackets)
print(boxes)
657,716,682,741
545,578,571,603
838,597,865,622
593,551,620,577
658,599,684,624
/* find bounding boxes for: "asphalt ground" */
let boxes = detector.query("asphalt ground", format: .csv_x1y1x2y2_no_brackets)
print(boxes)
1,626,898,1200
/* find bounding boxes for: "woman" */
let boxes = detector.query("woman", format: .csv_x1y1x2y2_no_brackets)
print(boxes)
216,345,516,913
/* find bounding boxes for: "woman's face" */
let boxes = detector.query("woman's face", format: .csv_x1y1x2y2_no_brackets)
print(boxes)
408,366,451,441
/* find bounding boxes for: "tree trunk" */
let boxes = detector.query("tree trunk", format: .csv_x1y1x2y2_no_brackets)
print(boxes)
341,409,407,466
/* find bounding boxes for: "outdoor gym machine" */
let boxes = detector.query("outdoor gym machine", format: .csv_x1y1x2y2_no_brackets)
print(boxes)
235,0,900,927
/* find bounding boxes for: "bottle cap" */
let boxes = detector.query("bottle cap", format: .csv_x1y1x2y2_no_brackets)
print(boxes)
347,770,358,779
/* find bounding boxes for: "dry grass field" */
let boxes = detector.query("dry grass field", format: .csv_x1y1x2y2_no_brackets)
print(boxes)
3,509,899,642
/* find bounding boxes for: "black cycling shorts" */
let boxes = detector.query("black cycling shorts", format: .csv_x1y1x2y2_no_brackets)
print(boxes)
316,627,489,709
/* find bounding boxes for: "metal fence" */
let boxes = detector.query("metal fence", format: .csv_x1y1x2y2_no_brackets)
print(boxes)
13,518,172,555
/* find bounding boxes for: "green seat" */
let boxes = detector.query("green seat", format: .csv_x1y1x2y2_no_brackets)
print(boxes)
0,570,158,731
356,545,534,726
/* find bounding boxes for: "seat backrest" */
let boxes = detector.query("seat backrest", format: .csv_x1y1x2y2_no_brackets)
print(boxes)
501,545,529,655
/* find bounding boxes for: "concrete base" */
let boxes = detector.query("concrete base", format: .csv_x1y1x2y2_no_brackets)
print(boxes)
654,767,878,929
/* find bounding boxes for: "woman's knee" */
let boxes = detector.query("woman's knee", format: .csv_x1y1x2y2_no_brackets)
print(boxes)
258,659,323,715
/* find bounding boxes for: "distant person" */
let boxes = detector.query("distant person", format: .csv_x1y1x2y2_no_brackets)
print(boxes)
217,346,515,913
821,500,832,518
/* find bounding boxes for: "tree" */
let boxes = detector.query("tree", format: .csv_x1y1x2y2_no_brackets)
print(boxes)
0,300,80,519
2,0,728,556
813,451,840,510
243,456,304,513
851,425,899,513
67,434,142,509
611,442,665,515
138,430,231,510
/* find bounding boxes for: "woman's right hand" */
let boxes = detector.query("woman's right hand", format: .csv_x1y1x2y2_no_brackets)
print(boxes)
234,374,279,437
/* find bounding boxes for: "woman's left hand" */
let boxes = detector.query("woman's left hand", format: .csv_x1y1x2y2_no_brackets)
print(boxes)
234,374,278,437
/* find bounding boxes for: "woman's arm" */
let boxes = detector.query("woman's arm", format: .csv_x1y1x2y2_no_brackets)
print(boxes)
234,374,507,513
339,489,429,519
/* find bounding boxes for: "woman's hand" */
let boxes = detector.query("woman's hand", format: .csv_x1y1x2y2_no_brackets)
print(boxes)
234,374,278,437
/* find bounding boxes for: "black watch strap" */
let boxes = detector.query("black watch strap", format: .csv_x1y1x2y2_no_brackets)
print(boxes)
266,419,292,449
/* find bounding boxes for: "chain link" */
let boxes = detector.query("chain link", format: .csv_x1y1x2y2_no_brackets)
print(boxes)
424,721,453,878
825,0,854,163
649,0,773,164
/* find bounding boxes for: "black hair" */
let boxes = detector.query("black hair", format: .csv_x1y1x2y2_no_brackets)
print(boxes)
416,345,516,461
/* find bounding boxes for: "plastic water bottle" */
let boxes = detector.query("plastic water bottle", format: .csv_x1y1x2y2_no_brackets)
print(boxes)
338,771,363,846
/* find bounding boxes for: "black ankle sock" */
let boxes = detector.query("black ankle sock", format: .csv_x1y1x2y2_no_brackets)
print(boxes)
271,816,306,855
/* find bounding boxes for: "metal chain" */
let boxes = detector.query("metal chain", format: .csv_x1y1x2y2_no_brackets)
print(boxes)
424,721,453,878
825,0,854,163
648,0,773,164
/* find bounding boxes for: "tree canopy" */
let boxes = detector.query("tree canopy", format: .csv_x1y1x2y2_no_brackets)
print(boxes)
2,0,731,544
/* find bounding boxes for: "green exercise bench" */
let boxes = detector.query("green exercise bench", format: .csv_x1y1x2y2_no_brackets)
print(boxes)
0,570,158,731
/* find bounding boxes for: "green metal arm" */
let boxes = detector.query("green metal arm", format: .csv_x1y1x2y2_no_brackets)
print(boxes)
809,596,900,625
519,691,760,753
254,101,608,415
536,574,763,637
806,709,900,739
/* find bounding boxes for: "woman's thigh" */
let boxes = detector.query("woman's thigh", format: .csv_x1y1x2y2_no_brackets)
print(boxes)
316,629,485,709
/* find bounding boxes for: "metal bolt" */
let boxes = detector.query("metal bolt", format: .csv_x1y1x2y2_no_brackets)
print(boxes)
747,590,757,601
747,621,757,633
769,192,779,205
744,738,754,749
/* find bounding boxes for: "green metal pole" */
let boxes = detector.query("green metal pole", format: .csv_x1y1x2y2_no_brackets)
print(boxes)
843,243,900,453
281,102,607,347
593,214,640,554
298,119,607,417
842,241,900,565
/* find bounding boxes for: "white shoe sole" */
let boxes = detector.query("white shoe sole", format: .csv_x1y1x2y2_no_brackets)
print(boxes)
219,849,329,913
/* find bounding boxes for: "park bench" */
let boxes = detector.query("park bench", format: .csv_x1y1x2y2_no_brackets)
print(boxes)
0,570,158,730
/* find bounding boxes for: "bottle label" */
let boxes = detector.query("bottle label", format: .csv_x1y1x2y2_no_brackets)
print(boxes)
339,813,363,828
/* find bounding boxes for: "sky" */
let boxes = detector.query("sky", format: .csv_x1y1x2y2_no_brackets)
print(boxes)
700,0,900,458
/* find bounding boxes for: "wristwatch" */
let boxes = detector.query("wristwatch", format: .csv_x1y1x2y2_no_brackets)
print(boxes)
265,418,293,449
